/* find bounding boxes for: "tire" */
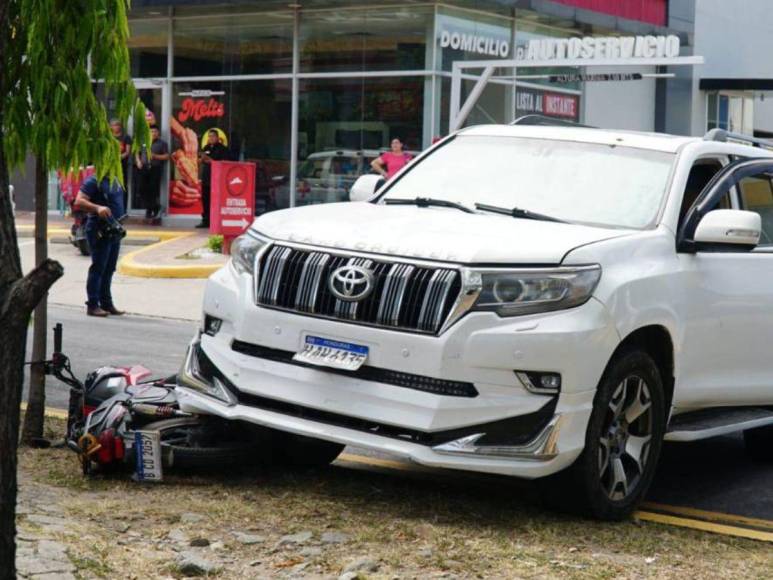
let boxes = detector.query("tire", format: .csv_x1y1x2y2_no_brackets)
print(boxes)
744,424,773,462
77,238,90,256
141,417,264,471
271,431,344,469
543,349,666,520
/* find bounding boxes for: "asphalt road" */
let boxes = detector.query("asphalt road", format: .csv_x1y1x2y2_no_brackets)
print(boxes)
650,434,773,520
24,304,197,409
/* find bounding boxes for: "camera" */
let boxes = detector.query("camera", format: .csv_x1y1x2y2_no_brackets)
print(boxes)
96,215,127,241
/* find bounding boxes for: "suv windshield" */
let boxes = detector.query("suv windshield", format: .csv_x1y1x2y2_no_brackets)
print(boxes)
381,135,675,229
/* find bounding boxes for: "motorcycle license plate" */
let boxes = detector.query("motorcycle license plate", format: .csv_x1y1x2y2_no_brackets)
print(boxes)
293,335,369,372
134,430,163,482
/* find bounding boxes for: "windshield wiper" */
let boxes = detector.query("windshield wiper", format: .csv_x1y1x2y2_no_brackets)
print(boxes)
475,202,566,223
384,197,475,214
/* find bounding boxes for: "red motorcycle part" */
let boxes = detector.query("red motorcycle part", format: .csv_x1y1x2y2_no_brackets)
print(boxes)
97,429,117,464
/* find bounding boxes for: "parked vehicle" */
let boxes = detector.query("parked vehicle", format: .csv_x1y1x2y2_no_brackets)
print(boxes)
69,209,90,256
183,120,773,520
59,168,93,256
274,148,416,209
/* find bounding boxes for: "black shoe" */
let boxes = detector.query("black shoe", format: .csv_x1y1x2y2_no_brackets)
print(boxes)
101,305,125,316
87,306,109,317
195,222,209,229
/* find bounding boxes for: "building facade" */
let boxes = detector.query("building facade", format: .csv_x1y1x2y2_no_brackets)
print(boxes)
15,0,700,215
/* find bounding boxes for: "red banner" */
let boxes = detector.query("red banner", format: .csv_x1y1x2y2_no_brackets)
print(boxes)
550,0,666,26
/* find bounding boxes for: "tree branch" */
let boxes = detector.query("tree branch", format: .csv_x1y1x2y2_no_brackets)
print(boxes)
3,259,63,320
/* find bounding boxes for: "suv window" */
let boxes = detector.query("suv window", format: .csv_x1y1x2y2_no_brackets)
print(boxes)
679,160,724,222
738,172,773,245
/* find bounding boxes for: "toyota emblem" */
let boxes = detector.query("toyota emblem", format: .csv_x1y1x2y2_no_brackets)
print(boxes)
329,265,374,302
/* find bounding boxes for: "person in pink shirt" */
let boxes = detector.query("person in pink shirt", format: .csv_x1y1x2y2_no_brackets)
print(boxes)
371,138,413,180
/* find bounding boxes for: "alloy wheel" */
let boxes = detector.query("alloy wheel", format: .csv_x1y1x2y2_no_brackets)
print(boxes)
598,375,653,501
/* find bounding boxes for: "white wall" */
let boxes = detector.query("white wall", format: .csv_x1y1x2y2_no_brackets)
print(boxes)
583,66,657,131
690,0,773,135
753,97,773,135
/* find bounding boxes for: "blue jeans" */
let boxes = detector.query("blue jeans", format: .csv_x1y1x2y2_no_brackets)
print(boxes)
86,225,121,309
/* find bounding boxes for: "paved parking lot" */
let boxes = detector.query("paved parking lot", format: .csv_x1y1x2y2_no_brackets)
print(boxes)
649,435,773,521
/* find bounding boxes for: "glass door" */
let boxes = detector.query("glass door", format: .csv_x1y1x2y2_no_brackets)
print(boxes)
130,80,168,215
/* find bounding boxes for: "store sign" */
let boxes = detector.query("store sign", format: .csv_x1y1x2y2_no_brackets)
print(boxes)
440,29,510,58
437,14,511,58
516,88,579,121
211,161,256,239
515,35,681,61
177,97,225,123
549,73,644,83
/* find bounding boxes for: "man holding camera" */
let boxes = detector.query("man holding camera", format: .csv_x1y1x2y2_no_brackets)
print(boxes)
75,174,126,317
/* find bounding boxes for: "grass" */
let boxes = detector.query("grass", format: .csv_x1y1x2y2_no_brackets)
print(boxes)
16,416,773,579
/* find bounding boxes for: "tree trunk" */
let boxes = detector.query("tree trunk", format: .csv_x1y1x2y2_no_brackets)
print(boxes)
0,58,62,577
21,156,49,445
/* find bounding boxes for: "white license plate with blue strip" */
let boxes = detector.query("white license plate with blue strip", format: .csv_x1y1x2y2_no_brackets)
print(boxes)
293,335,369,371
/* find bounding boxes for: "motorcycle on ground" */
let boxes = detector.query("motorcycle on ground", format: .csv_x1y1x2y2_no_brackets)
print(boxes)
41,324,264,477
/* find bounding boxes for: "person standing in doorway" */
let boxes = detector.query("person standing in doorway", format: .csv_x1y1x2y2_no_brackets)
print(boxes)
110,119,132,206
371,138,413,181
74,175,126,317
136,126,169,224
197,129,229,228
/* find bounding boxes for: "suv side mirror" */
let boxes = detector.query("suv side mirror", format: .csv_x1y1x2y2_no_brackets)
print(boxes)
694,209,761,249
349,174,384,202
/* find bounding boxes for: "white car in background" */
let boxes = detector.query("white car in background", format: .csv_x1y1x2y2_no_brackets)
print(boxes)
179,120,773,520
277,148,420,208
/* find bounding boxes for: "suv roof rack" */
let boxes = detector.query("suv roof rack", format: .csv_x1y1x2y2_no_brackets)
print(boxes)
510,115,596,129
703,128,773,149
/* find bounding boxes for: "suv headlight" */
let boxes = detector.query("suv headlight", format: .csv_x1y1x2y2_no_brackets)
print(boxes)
230,233,269,276
470,265,601,317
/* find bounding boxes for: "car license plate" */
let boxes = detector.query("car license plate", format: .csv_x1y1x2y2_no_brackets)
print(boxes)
293,335,369,371
133,430,163,482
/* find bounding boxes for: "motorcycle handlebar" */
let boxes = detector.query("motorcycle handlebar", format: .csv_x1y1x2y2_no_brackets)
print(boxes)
53,323,63,354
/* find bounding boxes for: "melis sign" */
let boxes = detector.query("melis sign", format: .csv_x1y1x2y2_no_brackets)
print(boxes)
176,90,226,123
516,35,682,62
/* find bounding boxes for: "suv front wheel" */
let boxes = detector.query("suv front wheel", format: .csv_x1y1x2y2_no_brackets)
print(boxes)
544,349,666,520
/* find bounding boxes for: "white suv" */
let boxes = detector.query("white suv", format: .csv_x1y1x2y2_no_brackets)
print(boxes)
178,123,773,520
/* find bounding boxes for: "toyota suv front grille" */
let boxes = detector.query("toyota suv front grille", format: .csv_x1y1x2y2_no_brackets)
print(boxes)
255,245,462,334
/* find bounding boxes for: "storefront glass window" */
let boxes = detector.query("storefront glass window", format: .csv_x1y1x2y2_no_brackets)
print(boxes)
129,18,168,78
293,77,424,206
173,12,294,77
299,7,432,72
707,93,718,130
169,80,292,216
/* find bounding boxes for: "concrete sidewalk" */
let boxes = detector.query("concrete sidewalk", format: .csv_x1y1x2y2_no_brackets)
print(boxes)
19,240,206,320
15,212,227,279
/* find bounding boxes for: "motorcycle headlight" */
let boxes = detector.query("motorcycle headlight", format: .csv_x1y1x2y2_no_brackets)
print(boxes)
471,265,601,317
230,233,269,276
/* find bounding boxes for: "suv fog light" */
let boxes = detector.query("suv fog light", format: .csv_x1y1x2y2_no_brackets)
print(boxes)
516,371,561,395
204,315,222,336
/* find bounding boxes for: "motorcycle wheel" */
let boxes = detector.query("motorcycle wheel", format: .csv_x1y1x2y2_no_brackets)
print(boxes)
77,238,90,256
141,417,263,470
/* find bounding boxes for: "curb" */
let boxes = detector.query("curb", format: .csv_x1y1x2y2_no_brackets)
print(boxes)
117,233,224,279
17,224,223,279
16,225,183,241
